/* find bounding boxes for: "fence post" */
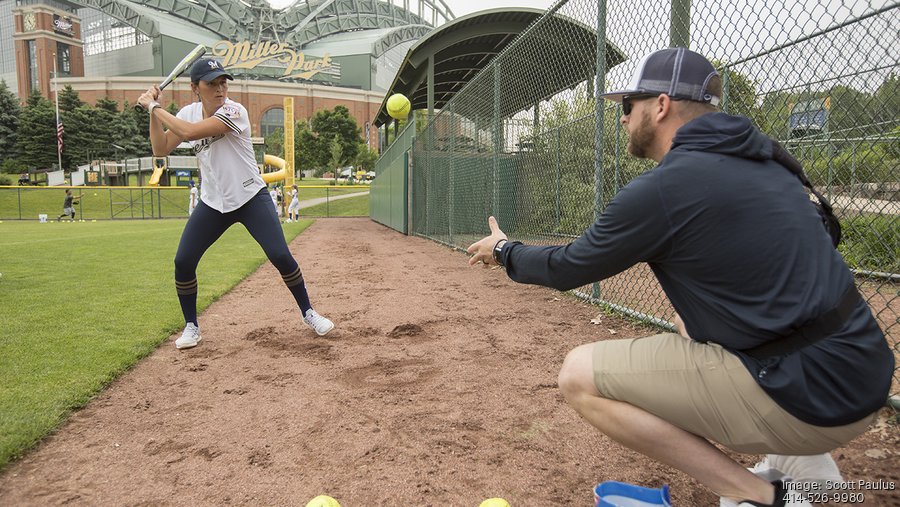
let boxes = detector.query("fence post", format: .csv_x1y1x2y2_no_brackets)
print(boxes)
17,187,22,220
449,114,455,245
555,128,561,230
615,111,622,192
669,0,692,48
593,0,609,299
491,60,502,227
722,70,730,113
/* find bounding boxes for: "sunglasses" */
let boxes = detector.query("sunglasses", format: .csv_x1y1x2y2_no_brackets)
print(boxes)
621,94,660,115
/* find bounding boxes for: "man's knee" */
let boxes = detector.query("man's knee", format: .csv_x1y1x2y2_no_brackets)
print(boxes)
558,343,600,402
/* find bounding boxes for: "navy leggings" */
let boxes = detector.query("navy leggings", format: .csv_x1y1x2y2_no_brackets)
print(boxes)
174,188,312,325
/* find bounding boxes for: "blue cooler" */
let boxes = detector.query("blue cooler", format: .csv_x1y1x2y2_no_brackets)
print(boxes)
593,481,671,507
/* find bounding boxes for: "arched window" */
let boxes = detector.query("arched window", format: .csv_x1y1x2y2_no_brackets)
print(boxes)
261,107,285,137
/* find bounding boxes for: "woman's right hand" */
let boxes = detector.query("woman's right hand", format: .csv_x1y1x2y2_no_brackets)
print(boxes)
137,85,161,110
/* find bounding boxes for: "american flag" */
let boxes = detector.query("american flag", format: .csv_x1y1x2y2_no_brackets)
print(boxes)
56,121,64,155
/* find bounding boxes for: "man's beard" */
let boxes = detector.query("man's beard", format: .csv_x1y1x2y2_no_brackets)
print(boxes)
627,109,654,159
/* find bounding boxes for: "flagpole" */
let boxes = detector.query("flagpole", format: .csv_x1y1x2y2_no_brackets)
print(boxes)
53,54,62,172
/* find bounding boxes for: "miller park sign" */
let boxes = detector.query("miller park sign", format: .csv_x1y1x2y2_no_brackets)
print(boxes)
211,40,339,81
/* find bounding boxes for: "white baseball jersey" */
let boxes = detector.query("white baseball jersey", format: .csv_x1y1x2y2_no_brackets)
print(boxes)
176,99,265,213
289,188,300,211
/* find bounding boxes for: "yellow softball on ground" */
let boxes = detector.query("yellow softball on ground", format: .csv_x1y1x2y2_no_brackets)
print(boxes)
479,498,510,507
386,93,411,119
305,495,341,507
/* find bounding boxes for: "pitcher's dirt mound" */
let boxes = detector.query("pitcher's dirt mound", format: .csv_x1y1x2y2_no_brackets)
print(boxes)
0,218,896,506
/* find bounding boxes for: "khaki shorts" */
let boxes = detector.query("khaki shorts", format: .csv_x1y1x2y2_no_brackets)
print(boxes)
592,333,876,454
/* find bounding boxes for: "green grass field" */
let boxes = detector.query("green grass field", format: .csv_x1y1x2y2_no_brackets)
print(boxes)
0,218,313,470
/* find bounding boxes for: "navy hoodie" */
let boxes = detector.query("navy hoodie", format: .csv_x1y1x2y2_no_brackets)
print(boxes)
499,112,893,426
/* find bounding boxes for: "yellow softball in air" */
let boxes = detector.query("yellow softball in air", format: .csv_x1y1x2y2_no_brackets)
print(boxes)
479,498,510,507
387,93,411,119
305,495,341,507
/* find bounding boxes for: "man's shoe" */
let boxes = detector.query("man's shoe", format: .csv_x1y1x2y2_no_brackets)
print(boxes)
175,322,202,349
721,454,842,507
764,453,842,485
303,309,334,336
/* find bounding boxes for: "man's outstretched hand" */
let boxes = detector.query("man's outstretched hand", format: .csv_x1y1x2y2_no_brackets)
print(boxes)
467,216,507,266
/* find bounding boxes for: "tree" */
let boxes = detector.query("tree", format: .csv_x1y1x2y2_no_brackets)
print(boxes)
714,63,759,124
757,90,797,140
16,89,58,170
90,97,121,160
826,85,875,139
294,120,319,174
0,80,20,161
58,85,84,113
872,73,899,129
264,127,284,159
63,104,104,166
354,144,378,173
300,105,362,170
121,100,151,157
328,134,343,180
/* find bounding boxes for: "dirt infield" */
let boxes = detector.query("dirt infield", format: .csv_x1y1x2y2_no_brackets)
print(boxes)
0,218,896,506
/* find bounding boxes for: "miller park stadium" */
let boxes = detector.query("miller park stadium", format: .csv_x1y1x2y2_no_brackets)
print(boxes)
2,0,546,160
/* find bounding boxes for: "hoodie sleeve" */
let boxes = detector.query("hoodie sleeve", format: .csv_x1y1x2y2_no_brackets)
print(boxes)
502,172,672,290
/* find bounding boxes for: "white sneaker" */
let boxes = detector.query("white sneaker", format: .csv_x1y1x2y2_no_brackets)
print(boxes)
720,453,841,507
764,453,843,486
303,309,334,336
175,323,202,349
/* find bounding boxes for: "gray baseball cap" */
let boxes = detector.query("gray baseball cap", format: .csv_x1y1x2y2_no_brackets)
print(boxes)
601,47,721,105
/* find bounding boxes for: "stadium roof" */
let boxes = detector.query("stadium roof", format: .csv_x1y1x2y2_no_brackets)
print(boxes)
373,7,627,127
65,0,453,51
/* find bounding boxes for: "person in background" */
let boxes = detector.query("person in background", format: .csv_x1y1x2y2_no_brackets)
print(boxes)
57,189,79,221
188,179,199,216
269,185,281,220
287,184,300,223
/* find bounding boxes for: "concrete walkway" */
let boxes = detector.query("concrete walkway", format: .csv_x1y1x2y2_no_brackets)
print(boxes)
297,190,369,210
829,195,899,215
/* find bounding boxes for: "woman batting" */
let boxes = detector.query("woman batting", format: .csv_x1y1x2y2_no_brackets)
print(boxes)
137,58,334,349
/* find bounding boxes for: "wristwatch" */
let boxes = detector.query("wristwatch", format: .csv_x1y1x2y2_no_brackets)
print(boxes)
492,239,508,266
148,101,161,113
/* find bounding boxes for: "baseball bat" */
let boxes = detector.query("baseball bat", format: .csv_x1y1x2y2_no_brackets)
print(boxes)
134,44,207,111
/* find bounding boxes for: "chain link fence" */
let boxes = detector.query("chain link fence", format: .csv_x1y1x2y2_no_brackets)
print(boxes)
0,186,193,220
411,0,899,406
0,185,371,220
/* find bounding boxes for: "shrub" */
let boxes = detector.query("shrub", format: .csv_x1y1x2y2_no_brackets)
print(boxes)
806,142,897,186
838,214,899,273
